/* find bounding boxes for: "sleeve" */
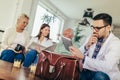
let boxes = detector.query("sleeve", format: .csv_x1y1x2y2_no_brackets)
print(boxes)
25,31,30,46
46,39,53,47
26,37,35,49
80,36,90,54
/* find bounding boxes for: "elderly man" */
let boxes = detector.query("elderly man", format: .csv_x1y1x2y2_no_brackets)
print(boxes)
70,13,120,80
54,28,74,56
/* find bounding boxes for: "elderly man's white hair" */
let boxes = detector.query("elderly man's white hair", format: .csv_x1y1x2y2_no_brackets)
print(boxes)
63,28,74,39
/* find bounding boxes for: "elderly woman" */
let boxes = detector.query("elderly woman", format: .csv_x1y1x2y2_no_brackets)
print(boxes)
0,13,30,63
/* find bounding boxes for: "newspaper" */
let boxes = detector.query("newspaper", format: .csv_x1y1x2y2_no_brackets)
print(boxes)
61,36,72,51
28,42,46,50
28,42,56,51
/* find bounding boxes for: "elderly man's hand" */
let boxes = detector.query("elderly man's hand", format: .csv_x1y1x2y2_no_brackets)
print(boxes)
69,46,84,59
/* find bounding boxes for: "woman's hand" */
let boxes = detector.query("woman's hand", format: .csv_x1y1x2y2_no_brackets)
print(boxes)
69,46,84,59
35,46,41,53
15,50,23,53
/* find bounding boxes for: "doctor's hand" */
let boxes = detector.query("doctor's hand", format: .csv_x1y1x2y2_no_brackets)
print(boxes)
85,32,98,50
69,46,84,59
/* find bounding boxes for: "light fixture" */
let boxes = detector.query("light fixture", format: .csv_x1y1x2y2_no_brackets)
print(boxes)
83,8,94,18
79,18,90,26
79,8,94,26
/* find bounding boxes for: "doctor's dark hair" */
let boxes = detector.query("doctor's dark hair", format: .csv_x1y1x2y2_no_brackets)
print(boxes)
93,13,112,26
36,23,50,39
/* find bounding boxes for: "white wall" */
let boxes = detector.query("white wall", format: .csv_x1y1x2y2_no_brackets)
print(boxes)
0,0,33,29
0,0,34,43
0,0,78,34
0,0,75,30
65,19,78,29
0,0,18,29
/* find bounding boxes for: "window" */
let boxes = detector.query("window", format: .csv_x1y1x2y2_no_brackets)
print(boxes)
31,5,63,42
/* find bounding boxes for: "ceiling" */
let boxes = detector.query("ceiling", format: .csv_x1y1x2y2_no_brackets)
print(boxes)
49,0,120,25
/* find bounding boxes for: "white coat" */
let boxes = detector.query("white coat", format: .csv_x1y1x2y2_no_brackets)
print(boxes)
80,32,120,80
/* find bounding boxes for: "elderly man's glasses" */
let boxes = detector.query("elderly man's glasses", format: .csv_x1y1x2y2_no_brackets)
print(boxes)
91,25,108,30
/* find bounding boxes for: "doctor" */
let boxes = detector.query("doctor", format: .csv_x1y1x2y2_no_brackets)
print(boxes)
70,13,120,80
